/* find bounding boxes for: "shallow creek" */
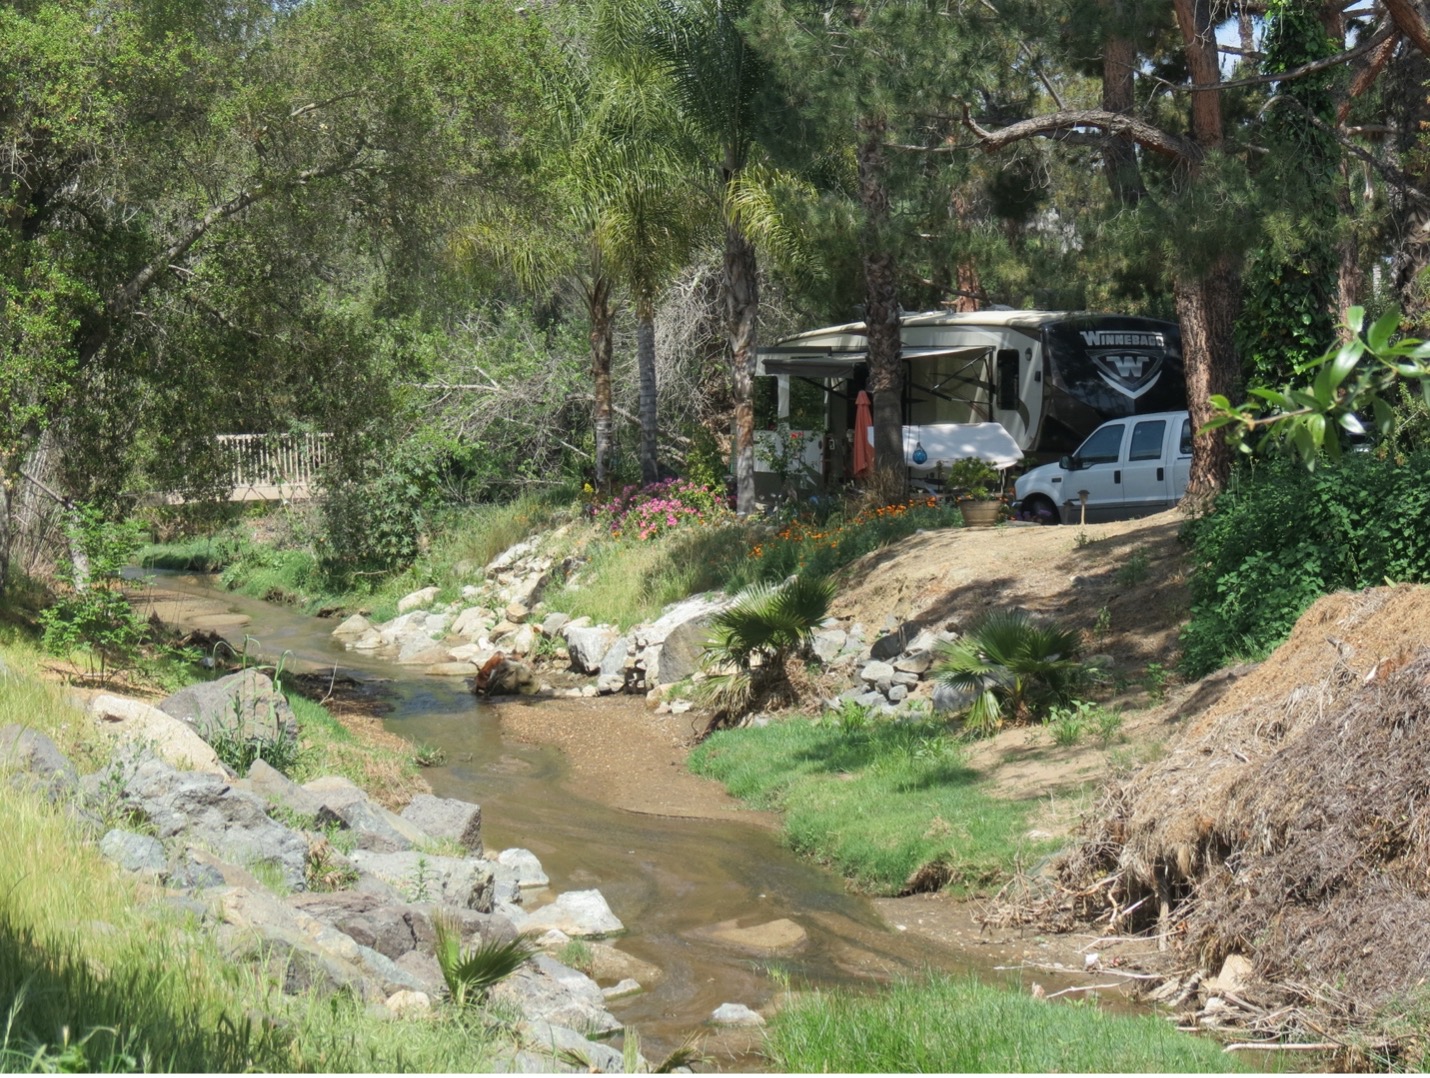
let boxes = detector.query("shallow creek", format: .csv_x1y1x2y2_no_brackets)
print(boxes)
131,570,1090,1067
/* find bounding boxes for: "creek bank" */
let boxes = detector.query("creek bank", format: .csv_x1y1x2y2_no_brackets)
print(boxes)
1,667,679,1073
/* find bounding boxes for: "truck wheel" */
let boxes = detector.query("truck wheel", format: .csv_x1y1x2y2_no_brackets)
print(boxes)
1021,495,1060,524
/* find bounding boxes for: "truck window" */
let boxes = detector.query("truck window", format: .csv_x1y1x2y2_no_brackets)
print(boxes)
1076,422,1124,464
996,349,1019,411
1179,418,1193,455
1129,420,1166,461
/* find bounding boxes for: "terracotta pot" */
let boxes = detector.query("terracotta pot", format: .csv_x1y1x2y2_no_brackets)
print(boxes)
958,500,1003,528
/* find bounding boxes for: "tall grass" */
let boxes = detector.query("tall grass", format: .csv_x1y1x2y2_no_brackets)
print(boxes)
765,973,1245,1073
0,649,508,1071
689,715,1054,894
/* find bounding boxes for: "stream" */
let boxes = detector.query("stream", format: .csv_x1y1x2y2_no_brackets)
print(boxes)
129,569,1079,1068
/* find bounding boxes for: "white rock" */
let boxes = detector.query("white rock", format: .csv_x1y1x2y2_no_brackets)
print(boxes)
89,694,226,775
332,614,373,637
385,990,431,1016
497,847,550,888
523,889,624,938
710,1003,765,1027
602,978,643,1000
397,587,440,614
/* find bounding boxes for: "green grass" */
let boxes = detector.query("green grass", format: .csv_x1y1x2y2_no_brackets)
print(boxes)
282,692,427,809
764,972,1246,1073
688,715,1054,894
0,645,510,1071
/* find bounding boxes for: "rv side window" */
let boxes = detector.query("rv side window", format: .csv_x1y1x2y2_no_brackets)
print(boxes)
1179,419,1193,455
1076,423,1125,465
996,349,1019,411
1129,420,1166,461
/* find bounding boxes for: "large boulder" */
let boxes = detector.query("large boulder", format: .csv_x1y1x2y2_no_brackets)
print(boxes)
348,850,495,912
490,953,622,1035
634,594,734,685
523,889,624,938
563,625,618,675
302,776,430,852
90,695,226,776
113,756,309,891
397,587,440,614
400,794,483,855
159,670,297,749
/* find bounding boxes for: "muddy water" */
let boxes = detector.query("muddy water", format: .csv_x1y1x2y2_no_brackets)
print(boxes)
130,571,1065,1066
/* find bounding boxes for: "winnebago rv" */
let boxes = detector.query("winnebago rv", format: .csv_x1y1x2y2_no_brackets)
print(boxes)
755,309,1185,490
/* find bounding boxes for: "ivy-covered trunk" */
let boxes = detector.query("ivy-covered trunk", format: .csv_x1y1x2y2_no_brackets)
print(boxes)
588,278,615,492
635,299,659,484
725,217,759,516
858,113,905,492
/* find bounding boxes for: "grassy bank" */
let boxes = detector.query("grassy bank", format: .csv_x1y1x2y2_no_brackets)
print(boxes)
765,973,1245,1072
0,642,501,1071
689,712,1054,894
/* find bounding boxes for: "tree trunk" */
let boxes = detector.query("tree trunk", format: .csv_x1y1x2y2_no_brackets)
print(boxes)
1334,159,1360,331
858,113,905,491
636,299,659,485
1101,33,1145,206
1177,255,1242,504
588,277,616,492
725,218,760,516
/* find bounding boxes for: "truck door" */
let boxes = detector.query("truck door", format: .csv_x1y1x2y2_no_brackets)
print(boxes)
1120,418,1170,515
1068,421,1127,521
1172,417,1193,496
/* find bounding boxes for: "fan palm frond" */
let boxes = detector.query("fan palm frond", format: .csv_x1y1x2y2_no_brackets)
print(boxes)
433,916,535,1008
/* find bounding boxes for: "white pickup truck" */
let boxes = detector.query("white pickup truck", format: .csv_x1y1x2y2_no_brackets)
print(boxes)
1013,410,1192,524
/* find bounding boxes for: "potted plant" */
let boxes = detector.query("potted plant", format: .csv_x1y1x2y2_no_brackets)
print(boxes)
945,457,1006,527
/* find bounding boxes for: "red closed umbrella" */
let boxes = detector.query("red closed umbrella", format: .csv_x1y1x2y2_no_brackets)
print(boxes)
853,390,874,479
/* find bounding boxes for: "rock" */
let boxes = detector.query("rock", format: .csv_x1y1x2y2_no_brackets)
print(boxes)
491,953,621,1035
425,661,478,677
891,670,920,687
385,990,431,1016
634,595,734,685
348,850,494,912
495,848,549,888
395,640,448,666
853,691,887,710
523,889,623,938
332,614,373,638
400,794,483,855
811,630,847,664
397,587,440,614
888,684,908,703
585,943,663,987
580,686,598,699
500,624,536,657
894,652,933,675
169,845,264,891
99,829,166,873
451,606,491,639
932,681,976,714
505,602,530,624
473,657,536,696
0,724,78,799
564,625,618,675
695,918,808,955
247,758,323,819
158,670,298,748
518,1020,625,1073
302,775,368,813
90,694,227,775
488,537,540,573
115,757,308,891
601,978,643,1000
1205,953,1254,996
869,626,915,661
541,612,570,636
595,673,625,695
710,1003,765,1027
421,612,451,636
859,660,896,690
598,637,631,678
336,797,430,853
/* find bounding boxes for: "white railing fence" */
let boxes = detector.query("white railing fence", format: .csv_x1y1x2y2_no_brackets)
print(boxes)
217,433,330,498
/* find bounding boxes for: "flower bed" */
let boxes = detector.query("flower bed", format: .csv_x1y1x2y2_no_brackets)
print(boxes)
748,496,962,581
592,479,733,541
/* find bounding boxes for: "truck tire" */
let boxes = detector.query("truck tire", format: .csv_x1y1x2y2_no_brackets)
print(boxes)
1020,495,1060,524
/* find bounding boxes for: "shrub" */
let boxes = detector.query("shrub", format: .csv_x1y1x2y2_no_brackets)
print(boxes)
747,496,962,583
933,610,1085,736
432,916,535,1007
1180,452,1430,677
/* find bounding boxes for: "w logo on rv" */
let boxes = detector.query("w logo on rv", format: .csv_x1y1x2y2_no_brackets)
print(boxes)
1079,330,1166,400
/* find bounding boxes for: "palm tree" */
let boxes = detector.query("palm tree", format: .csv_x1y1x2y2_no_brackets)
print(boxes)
696,574,835,723
933,610,1085,736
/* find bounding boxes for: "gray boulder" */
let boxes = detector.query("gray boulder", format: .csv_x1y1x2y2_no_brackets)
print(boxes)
491,953,621,1035
248,758,323,819
115,756,308,891
400,794,482,855
0,725,77,800
495,848,549,888
159,670,297,748
564,625,617,675
523,889,623,938
598,637,631,678
348,850,494,912
517,1020,625,1073
99,829,166,873
932,680,977,714
710,1002,765,1027
286,891,428,960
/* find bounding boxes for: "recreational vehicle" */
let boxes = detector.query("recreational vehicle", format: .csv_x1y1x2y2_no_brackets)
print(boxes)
755,309,1186,493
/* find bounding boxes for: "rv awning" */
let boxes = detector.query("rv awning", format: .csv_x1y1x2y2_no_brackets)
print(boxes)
759,344,990,379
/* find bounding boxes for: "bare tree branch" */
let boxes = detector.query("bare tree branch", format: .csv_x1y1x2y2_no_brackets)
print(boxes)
961,105,1204,161
1383,0,1430,56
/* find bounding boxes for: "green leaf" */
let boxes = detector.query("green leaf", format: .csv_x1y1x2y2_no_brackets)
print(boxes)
1367,308,1401,353
1344,306,1366,336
